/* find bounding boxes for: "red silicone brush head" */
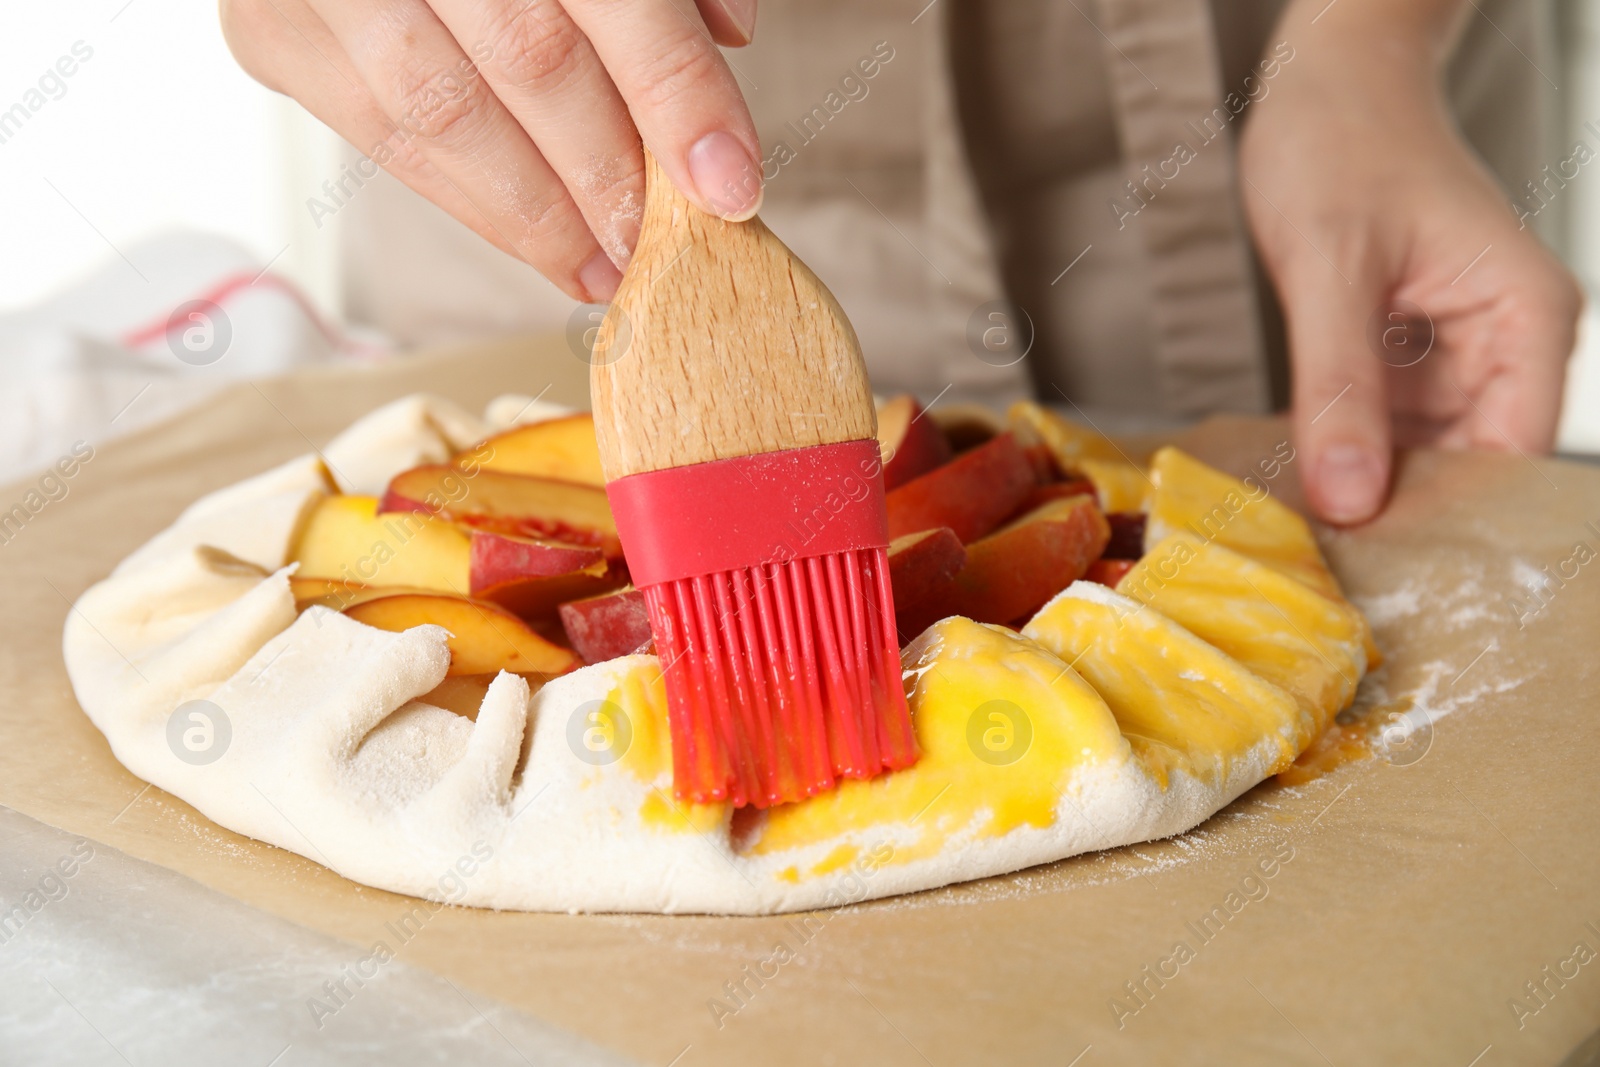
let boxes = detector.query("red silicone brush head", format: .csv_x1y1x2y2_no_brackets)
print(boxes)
606,440,917,808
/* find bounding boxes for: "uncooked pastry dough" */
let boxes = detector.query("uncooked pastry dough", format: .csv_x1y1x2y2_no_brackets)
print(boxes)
63,395,1369,914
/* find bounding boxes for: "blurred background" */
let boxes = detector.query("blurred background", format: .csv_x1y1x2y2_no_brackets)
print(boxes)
3,0,1599,485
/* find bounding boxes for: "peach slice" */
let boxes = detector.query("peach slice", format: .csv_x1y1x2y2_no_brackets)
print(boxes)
876,394,953,491
1084,558,1135,588
288,575,449,612
1012,479,1096,518
886,528,966,640
928,403,1003,453
417,674,499,721
344,593,578,676
886,431,1036,544
289,494,472,592
1006,401,1127,473
944,495,1110,627
467,529,621,618
465,413,607,488
558,587,653,664
289,575,366,610
468,530,604,591
477,568,628,620
1078,458,1150,512
289,496,614,609
1020,443,1058,484
417,674,560,720
381,465,622,558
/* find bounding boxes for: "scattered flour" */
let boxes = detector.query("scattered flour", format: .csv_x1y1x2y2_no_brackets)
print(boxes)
1351,568,1501,637
1511,558,1550,597
1347,553,1534,757
1351,658,1528,766
873,554,1539,911
1356,587,1423,627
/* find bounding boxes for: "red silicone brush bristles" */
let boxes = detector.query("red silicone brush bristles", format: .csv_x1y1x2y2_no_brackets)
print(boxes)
640,547,915,809
605,439,917,808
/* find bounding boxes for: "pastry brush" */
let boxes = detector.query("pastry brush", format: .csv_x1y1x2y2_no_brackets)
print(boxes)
591,151,916,809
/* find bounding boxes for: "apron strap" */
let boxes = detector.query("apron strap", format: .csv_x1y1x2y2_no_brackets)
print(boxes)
1091,0,1271,414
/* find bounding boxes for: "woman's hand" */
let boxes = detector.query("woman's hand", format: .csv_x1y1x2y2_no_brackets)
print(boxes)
1240,0,1581,525
221,0,762,302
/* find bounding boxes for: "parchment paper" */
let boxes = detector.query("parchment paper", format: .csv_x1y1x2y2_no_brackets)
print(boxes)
2,334,1597,1065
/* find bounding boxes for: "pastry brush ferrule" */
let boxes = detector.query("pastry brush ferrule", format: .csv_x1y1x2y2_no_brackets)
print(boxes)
606,439,916,808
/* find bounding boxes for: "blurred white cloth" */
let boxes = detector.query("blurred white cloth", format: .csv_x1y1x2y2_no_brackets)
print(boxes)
0,230,389,486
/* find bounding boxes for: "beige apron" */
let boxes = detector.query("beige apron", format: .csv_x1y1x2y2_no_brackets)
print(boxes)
339,0,1552,422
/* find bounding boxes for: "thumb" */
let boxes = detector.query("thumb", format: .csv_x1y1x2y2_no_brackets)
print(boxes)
1289,272,1395,526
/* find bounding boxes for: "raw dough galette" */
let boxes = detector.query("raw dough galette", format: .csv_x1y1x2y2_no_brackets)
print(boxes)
63,395,1371,914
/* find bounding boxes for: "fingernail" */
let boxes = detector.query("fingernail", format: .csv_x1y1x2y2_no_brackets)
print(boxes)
1317,445,1384,524
711,0,757,43
688,131,763,221
578,250,622,303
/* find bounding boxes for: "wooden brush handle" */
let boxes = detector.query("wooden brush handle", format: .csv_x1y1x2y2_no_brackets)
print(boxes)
590,150,877,481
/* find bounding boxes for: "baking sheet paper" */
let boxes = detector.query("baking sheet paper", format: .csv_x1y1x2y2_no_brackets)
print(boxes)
2,335,1597,1065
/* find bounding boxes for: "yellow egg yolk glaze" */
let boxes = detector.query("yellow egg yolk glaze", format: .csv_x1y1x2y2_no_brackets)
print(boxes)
611,665,731,835
1146,447,1336,599
1023,587,1304,784
748,618,1130,857
1144,447,1379,666
605,619,1132,863
1116,531,1367,740
589,444,1377,883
